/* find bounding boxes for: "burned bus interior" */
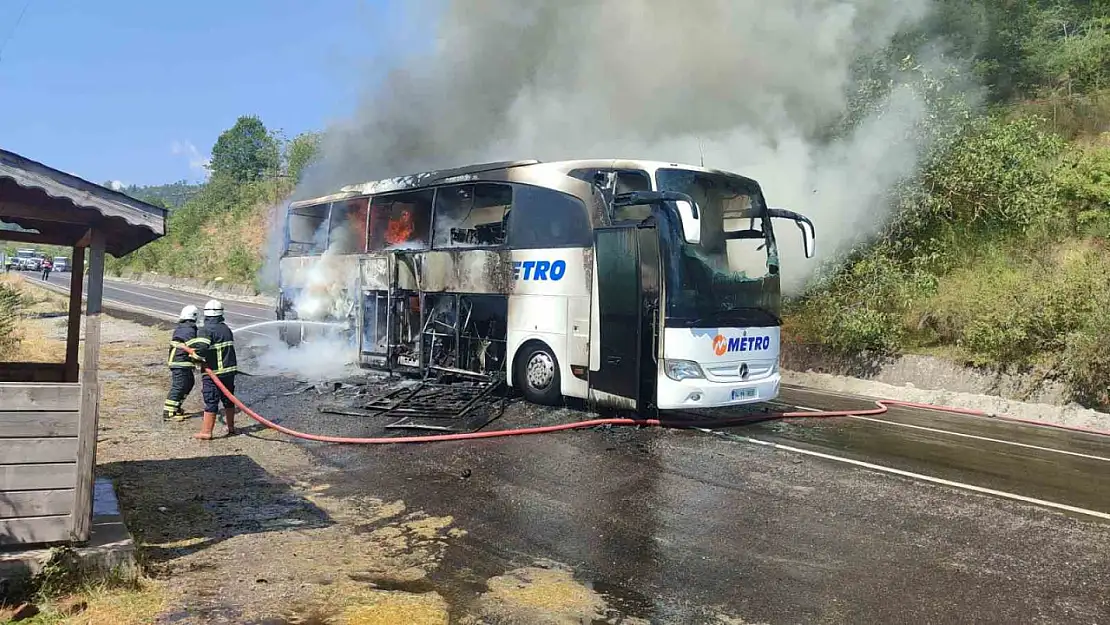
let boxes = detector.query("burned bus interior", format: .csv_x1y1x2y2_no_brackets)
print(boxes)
359,287,508,381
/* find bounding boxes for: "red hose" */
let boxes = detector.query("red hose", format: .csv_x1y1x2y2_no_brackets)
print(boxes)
182,347,1110,443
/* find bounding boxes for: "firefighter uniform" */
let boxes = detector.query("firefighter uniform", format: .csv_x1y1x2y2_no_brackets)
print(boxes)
164,306,204,420
194,300,238,439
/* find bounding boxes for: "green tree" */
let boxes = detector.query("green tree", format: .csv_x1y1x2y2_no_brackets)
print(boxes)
209,115,280,183
285,131,322,183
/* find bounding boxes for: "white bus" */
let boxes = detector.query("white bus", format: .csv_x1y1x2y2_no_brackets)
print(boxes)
278,159,815,411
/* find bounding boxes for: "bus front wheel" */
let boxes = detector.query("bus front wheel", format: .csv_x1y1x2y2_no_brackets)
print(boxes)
514,342,562,406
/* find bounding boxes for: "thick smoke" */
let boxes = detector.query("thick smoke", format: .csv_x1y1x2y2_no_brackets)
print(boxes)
293,0,965,294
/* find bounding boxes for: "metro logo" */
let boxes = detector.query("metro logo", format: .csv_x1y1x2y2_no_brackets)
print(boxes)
712,334,772,356
513,259,567,281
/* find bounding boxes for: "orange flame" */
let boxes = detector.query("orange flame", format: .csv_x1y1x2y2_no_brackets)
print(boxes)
385,209,415,245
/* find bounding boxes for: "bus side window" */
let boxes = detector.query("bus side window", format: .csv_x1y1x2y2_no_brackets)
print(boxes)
328,197,369,254
368,190,434,251
433,183,512,249
287,203,331,255
508,184,592,249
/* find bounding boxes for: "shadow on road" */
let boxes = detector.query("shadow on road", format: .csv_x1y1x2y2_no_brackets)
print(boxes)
99,455,332,567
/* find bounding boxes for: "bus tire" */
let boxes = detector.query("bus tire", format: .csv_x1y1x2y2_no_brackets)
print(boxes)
279,323,302,348
514,341,562,406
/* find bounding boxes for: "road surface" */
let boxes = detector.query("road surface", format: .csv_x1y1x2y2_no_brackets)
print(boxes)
19,268,1110,622
19,269,273,330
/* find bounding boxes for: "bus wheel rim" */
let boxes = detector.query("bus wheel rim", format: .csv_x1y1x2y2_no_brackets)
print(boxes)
526,352,555,390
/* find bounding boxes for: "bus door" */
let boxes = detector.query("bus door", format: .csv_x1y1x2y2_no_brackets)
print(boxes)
591,225,661,411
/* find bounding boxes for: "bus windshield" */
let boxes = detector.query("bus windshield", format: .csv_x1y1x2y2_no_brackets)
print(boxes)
656,168,781,327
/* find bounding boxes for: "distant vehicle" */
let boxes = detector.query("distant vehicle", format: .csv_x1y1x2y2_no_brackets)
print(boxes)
14,249,36,269
12,250,42,271
52,257,69,272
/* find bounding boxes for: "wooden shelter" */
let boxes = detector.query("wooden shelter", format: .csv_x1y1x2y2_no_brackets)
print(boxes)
0,148,166,546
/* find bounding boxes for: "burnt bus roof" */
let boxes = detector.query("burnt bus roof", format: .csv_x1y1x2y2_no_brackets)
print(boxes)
288,158,761,209
289,160,540,209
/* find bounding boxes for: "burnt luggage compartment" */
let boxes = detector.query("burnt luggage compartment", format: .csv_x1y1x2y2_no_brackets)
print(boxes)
358,249,513,379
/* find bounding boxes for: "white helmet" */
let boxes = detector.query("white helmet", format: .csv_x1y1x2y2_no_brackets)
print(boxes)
203,299,224,318
178,305,198,322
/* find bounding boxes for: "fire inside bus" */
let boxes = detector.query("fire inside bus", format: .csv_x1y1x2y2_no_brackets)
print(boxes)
277,160,815,411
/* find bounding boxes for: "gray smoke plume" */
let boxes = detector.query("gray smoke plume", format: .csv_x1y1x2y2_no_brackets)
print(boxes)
293,0,967,294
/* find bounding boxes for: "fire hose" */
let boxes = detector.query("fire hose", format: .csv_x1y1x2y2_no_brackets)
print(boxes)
180,345,1110,444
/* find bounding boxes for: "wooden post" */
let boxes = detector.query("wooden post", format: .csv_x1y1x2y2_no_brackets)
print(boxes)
71,230,104,542
64,246,86,383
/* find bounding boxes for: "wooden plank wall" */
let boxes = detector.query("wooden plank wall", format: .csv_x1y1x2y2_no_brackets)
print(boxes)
0,383,80,546
0,362,67,383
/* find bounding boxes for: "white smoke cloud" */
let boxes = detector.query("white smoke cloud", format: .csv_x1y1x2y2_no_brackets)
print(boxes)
237,325,362,382
289,0,968,295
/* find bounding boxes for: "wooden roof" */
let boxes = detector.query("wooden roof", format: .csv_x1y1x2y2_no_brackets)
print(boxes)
0,148,167,256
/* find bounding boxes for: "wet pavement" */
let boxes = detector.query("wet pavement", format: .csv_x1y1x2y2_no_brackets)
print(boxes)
234,374,1110,624
769,385,1110,517
19,272,1110,621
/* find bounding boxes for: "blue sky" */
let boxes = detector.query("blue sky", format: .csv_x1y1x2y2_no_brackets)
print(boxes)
0,0,400,186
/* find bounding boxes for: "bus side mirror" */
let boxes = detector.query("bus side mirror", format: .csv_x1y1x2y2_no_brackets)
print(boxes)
794,218,815,259
674,200,701,245
768,208,816,259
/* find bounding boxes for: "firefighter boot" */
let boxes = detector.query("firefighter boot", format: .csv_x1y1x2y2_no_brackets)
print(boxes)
193,412,217,440
224,407,237,436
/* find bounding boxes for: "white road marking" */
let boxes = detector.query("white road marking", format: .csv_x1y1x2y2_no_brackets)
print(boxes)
849,415,1110,463
703,429,1110,522
783,404,1109,462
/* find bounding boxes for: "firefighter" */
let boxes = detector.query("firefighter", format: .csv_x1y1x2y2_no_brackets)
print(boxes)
164,305,205,420
193,299,238,440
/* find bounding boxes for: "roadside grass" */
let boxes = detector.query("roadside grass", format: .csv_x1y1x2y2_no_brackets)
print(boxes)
3,578,166,625
0,274,67,362
2,547,166,625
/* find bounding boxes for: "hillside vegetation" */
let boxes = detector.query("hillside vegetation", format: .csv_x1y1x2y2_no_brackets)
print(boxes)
788,0,1110,406
105,117,320,288
107,1,1110,405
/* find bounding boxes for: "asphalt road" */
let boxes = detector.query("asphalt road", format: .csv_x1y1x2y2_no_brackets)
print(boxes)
248,378,1110,624
17,269,273,330
23,268,1109,520
19,268,1110,622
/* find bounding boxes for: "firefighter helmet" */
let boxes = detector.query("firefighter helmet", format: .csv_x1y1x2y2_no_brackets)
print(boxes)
203,299,224,318
178,305,198,322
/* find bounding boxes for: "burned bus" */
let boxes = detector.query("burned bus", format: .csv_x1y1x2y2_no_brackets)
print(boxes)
277,159,815,411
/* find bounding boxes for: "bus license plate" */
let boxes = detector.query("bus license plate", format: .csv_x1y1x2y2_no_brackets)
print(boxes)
732,388,756,401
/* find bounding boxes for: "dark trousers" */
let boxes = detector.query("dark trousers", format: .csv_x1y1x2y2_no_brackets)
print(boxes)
164,367,195,414
41,268,50,281
202,373,236,413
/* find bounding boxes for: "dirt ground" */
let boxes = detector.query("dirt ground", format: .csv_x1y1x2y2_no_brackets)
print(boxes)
9,281,688,624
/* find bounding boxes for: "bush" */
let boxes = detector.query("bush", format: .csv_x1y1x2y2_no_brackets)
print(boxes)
0,282,21,351
1055,139,1110,236
1062,308,1110,408
913,240,1109,368
789,248,936,353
